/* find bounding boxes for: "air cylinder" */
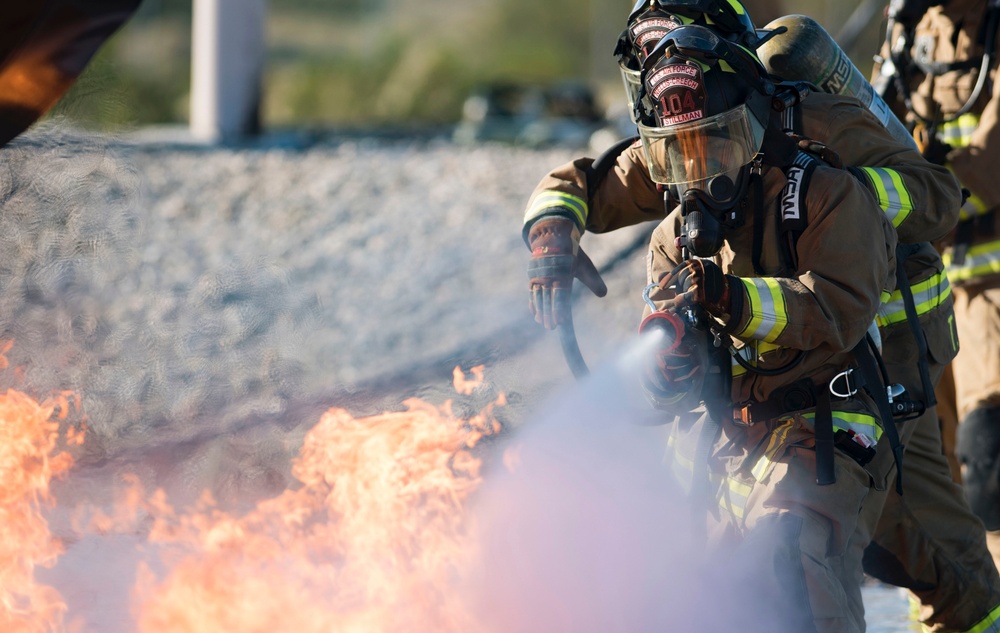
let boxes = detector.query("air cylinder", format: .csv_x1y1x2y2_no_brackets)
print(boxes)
757,14,916,150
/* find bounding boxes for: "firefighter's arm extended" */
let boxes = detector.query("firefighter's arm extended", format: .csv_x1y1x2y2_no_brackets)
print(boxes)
522,143,663,329
805,96,962,243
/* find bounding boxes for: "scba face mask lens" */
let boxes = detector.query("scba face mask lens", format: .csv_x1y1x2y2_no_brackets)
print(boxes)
638,103,765,186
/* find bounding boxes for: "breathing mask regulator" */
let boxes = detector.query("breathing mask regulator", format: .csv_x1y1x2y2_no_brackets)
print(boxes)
634,24,773,258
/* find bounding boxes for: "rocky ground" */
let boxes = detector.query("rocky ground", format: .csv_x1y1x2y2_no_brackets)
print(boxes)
0,122,651,505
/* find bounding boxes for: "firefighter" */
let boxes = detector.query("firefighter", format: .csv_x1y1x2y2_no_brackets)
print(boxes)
616,1,1000,627
656,30,898,630
872,0,1000,577
524,6,1000,631
528,28,897,629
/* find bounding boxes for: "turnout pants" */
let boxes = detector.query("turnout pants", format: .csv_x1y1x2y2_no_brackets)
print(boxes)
947,284,1000,576
667,400,886,633
863,316,1000,631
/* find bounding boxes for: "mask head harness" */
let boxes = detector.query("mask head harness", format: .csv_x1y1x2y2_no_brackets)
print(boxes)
634,24,773,257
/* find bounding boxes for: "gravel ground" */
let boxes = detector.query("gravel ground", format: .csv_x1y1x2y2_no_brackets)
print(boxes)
0,122,650,504
3,122,911,629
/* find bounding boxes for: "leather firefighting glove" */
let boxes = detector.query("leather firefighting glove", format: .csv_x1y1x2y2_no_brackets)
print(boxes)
526,216,607,329
638,309,704,408
658,258,733,319
789,134,844,169
921,136,953,167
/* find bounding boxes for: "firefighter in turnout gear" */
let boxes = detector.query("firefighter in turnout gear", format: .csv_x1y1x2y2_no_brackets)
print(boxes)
643,31,897,631
873,0,1000,580
529,25,898,630
750,10,1000,630
524,2,1000,629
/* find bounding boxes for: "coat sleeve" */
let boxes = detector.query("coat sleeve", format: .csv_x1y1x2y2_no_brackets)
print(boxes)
726,168,897,355
804,96,962,243
522,140,666,237
947,47,1000,211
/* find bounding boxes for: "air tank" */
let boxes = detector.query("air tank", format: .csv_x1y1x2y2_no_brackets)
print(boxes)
757,14,917,150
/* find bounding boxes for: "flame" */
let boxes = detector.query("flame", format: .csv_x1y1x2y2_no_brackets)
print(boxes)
0,357,508,632
69,365,499,632
0,341,80,633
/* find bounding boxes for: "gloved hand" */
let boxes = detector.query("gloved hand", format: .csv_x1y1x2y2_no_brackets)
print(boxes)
527,216,607,329
789,134,844,169
657,258,733,318
921,136,953,167
638,311,705,409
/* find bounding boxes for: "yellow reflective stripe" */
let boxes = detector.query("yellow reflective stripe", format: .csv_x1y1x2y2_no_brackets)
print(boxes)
751,421,795,481
859,167,913,227
731,363,746,377
667,432,695,494
737,277,788,342
730,340,787,377
944,239,1000,282
939,113,979,147
876,271,952,327
962,601,1000,633
796,410,883,442
666,429,753,521
713,473,752,521
524,191,588,227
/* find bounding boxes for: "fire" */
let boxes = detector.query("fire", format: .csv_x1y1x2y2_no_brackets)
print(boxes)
59,365,499,632
0,339,80,633
0,355,507,632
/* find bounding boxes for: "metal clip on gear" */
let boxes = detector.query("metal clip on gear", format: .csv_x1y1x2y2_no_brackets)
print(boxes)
829,368,859,399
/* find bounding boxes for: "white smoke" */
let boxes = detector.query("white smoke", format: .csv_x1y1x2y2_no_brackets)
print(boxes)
465,337,794,632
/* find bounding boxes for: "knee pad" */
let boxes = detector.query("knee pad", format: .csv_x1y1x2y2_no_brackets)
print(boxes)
956,406,1000,530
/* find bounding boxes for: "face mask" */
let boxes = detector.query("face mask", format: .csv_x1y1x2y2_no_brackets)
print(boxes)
675,168,749,257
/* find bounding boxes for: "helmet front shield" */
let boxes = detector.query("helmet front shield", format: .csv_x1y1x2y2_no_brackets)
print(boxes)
638,101,765,185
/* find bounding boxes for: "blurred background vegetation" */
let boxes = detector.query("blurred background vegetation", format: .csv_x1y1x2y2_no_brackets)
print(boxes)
49,0,890,133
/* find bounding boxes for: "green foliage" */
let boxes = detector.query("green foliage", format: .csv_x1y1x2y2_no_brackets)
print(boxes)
46,0,885,131
50,0,608,130
49,23,191,130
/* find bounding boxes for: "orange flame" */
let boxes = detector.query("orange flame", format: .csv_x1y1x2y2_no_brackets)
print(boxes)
72,365,506,632
3,358,505,632
0,341,79,633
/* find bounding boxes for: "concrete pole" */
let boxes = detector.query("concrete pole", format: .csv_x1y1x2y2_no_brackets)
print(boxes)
190,0,266,142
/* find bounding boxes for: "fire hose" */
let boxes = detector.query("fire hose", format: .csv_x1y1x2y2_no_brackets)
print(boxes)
556,135,642,379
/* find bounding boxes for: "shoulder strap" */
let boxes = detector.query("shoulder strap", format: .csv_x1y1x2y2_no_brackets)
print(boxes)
776,151,820,269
